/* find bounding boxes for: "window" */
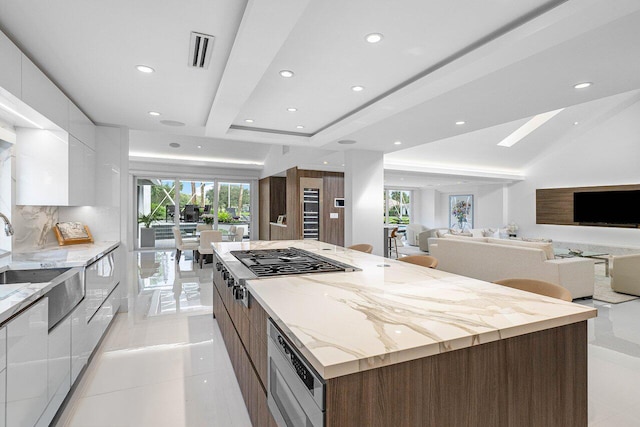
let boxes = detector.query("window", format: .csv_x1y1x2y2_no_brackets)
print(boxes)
384,190,411,225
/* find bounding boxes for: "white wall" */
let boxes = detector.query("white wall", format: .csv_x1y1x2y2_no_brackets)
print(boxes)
260,144,339,178
508,99,640,248
432,184,506,230
344,150,384,255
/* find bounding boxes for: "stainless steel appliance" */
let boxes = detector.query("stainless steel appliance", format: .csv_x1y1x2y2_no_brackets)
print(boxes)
302,188,320,240
268,318,324,427
215,247,359,307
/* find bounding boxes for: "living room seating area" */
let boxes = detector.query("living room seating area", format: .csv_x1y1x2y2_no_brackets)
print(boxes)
428,236,595,299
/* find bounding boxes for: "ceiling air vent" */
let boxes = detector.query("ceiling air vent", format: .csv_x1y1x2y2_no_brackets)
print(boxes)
188,32,215,69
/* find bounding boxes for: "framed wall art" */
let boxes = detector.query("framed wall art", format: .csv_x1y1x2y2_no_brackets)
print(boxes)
449,195,473,231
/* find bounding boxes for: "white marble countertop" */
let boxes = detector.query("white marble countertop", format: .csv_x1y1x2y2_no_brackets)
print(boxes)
213,240,597,379
7,241,119,269
0,241,120,325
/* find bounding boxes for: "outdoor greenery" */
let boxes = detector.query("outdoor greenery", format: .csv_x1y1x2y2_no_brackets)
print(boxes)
143,180,251,222
384,190,411,224
138,212,160,228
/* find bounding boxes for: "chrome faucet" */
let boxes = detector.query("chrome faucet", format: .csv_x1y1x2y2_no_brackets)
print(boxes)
0,212,14,236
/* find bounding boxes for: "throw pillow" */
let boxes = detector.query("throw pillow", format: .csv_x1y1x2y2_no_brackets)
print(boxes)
449,229,472,236
482,228,498,237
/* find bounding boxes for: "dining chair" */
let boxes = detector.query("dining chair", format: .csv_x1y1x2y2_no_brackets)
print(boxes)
493,278,572,302
347,244,373,254
196,224,213,232
198,230,223,268
172,226,199,262
398,255,438,268
232,226,245,242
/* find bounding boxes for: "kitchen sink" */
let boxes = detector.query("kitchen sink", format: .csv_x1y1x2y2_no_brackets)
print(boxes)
0,268,71,285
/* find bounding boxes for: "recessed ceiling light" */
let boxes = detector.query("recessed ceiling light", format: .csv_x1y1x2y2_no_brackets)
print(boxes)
279,70,294,78
351,85,365,92
323,161,328,165
296,125,304,129
394,141,402,145
169,142,181,148
136,65,155,73
455,121,466,125
338,139,357,145
244,119,254,123
574,82,592,89
365,33,383,43
287,107,297,112
148,111,161,116
574,121,579,125
197,145,202,149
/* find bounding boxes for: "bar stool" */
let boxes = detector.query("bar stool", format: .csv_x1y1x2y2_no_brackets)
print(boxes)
388,227,401,258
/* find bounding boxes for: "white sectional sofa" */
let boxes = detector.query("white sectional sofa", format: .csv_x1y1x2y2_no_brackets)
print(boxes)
428,236,595,299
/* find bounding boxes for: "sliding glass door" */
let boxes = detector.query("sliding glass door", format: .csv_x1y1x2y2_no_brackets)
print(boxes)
135,176,254,249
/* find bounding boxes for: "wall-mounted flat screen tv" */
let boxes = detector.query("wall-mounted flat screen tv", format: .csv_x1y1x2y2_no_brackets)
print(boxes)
573,190,640,224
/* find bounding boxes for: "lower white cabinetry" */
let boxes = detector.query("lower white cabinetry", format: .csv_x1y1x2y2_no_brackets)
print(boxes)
71,299,90,384
36,316,71,427
6,298,48,427
0,324,5,427
0,369,5,427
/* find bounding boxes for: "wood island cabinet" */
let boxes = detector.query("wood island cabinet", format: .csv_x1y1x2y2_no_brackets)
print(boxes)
212,267,276,427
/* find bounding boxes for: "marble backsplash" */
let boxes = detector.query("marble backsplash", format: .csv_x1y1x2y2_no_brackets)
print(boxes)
0,142,13,252
12,205,59,252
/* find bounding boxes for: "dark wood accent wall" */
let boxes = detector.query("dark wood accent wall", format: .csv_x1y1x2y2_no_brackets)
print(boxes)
537,183,640,226
285,168,300,239
325,321,587,427
323,174,345,246
258,177,287,240
259,168,345,243
258,178,270,240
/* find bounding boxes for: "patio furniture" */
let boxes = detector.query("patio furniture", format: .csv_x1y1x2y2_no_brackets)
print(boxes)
166,205,175,221
183,205,199,223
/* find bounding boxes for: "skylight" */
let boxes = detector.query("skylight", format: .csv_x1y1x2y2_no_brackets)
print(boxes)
497,108,564,147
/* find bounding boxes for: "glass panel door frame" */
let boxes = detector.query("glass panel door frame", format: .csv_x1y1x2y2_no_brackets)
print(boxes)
133,174,258,250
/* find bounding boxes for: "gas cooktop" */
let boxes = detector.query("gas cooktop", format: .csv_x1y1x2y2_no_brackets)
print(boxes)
229,247,359,278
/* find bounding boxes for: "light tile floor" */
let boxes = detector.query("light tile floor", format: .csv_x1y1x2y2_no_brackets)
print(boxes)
56,248,640,426
55,249,251,427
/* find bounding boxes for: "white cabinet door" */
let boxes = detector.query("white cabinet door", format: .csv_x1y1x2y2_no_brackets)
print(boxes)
6,298,48,427
68,101,95,150
36,316,71,427
0,325,6,371
83,144,96,206
15,129,95,206
21,56,69,131
71,299,89,384
0,369,6,427
0,31,21,98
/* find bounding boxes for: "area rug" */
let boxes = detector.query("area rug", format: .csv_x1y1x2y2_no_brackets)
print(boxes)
593,271,639,304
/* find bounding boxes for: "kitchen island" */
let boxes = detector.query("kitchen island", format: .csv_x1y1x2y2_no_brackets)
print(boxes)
212,240,596,426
